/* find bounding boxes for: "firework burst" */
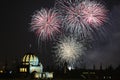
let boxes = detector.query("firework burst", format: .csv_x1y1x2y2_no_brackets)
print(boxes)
54,36,86,66
55,0,84,33
80,0,108,27
55,0,108,38
31,8,61,41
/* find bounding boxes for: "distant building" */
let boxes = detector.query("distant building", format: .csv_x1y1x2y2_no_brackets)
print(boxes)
19,53,53,79
19,53,43,74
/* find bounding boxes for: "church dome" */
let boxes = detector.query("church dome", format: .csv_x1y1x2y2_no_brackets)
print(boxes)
22,53,39,65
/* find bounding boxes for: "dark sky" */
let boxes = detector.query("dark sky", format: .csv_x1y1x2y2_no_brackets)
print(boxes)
1,0,120,69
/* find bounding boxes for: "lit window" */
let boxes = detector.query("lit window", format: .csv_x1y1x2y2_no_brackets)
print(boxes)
109,76,111,79
35,73,39,78
104,76,105,79
20,68,27,72
42,74,46,78
24,68,27,72
0,70,3,73
20,68,23,72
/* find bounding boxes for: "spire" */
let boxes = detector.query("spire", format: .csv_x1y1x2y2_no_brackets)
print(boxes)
29,44,32,50
27,43,32,53
100,63,103,70
93,64,95,70
63,62,68,74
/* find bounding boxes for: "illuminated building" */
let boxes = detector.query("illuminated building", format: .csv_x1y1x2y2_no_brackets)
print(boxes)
19,53,53,79
19,53,43,76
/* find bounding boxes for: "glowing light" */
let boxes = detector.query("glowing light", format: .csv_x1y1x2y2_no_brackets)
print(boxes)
0,70,3,73
68,66,74,71
34,73,39,79
68,66,72,71
20,68,27,72
31,8,61,41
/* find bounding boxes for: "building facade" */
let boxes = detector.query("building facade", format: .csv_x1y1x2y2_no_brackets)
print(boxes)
19,53,53,79
19,53,43,74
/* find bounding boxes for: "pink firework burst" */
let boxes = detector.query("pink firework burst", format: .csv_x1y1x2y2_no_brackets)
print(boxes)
55,0,108,38
80,0,108,27
31,8,61,41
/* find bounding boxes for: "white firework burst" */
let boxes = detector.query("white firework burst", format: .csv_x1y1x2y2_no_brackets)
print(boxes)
54,36,86,66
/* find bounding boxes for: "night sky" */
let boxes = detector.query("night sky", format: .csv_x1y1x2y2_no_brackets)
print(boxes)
1,0,120,69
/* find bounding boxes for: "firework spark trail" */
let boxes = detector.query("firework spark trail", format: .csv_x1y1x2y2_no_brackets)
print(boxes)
55,0,108,39
31,8,61,41
54,36,86,66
